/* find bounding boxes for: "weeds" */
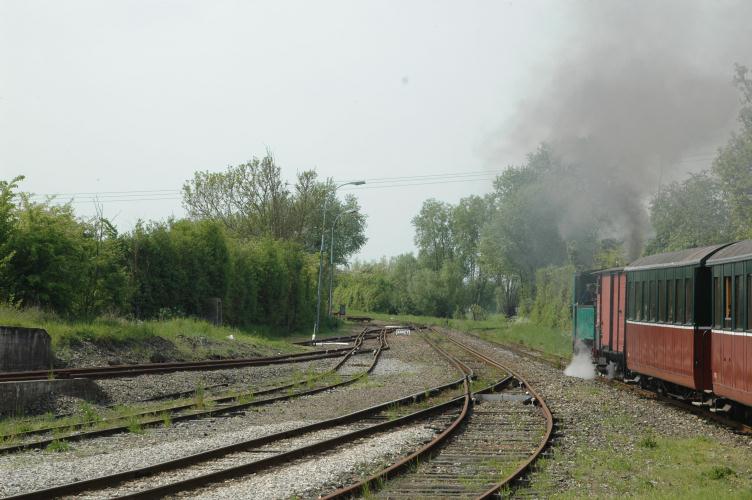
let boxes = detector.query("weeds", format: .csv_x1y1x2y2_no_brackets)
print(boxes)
0,305,310,360
360,480,372,499
384,404,401,422
706,465,735,480
193,383,206,409
159,412,172,428
78,402,102,428
46,439,70,452
639,432,658,449
126,415,143,434
236,391,255,404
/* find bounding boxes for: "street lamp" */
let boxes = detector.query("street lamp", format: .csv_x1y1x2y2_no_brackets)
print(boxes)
313,180,365,340
328,208,358,317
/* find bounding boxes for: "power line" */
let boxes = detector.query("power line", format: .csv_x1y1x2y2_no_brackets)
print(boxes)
28,152,721,204
343,177,496,191
28,188,180,197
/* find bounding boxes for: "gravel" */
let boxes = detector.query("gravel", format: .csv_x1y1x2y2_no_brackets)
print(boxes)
95,356,342,405
182,424,436,500
0,332,459,498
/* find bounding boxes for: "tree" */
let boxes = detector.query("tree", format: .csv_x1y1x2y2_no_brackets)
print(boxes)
75,209,131,319
487,163,567,287
182,153,367,263
412,199,454,271
713,65,752,240
0,176,23,299
645,172,732,254
182,153,289,238
4,199,91,314
452,195,492,305
125,219,230,319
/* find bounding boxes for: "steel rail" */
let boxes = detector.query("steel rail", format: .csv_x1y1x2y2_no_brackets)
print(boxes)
442,333,554,499
0,329,381,382
115,329,473,500
5,330,437,500
321,332,476,499
470,323,752,436
0,329,379,453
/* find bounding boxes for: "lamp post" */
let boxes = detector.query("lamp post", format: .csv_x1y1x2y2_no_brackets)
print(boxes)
328,208,357,317
313,180,365,340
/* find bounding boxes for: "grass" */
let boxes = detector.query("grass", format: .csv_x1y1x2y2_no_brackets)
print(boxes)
193,383,206,409
551,434,752,499
349,309,572,359
45,439,70,452
125,414,143,434
0,304,317,360
159,411,172,428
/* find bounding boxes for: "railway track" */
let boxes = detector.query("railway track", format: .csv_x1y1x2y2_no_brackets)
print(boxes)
450,321,752,436
0,328,380,453
5,329,421,499
325,328,554,499
2,327,553,499
0,328,385,382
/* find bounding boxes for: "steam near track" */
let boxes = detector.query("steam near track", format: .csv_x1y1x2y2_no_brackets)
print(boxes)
564,339,595,380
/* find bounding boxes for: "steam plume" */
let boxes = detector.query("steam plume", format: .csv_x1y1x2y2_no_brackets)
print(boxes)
499,1,752,258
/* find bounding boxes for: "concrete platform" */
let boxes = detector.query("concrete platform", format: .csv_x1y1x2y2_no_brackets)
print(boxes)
0,326,53,372
0,378,104,416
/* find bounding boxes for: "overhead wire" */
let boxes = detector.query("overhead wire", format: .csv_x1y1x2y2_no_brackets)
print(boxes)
28,149,722,204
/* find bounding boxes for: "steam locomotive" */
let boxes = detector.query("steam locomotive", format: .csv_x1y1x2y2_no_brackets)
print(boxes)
573,240,752,417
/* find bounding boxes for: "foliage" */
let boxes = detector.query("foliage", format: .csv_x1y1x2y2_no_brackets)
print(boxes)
645,171,732,254
412,199,454,271
529,265,575,331
0,177,323,333
181,152,366,264
0,304,306,358
2,199,100,316
351,309,571,359
0,176,23,300
125,219,230,320
712,64,752,240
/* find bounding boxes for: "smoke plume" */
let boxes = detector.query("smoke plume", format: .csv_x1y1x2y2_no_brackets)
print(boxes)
499,1,752,258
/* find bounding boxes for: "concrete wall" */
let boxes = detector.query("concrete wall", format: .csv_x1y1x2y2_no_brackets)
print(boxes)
0,379,104,416
0,326,53,372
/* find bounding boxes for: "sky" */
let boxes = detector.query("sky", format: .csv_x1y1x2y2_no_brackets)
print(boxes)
0,1,748,261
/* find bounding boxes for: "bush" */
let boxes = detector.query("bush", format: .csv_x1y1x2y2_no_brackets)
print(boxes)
529,265,574,330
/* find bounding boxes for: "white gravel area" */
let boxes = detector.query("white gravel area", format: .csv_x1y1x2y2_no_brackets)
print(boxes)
0,420,307,498
183,424,435,499
0,332,458,499
369,357,420,376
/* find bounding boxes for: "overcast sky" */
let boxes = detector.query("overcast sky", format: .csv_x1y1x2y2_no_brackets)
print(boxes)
1,1,748,261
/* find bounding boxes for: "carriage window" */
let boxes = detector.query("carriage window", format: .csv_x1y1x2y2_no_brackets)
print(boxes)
667,279,674,322
685,277,693,324
636,281,643,321
734,276,743,329
747,275,752,330
724,276,732,329
676,279,685,324
649,280,657,321
627,282,634,319
658,280,666,322
714,277,722,328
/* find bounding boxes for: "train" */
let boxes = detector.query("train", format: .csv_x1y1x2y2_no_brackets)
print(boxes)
572,240,752,418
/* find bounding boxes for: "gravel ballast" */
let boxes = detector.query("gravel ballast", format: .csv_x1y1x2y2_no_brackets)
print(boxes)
0,332,460,498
